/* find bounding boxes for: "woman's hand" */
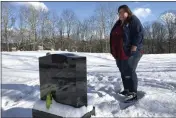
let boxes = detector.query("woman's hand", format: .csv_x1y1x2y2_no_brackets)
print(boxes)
131,45,137,56
131,45,137,52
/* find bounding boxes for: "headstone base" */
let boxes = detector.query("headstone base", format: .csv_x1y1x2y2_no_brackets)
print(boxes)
32,109,62,118
32,100,95,118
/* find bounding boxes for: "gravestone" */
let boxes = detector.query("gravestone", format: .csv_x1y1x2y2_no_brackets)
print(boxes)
32,53,95,118
11,47,16,51
38,53,87,107
38,46,43,51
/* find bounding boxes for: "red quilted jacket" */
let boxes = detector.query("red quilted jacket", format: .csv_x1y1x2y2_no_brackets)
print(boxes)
110,25,129,60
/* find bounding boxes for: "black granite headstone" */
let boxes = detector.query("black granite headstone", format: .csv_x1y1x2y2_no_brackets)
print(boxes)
38,53,87,108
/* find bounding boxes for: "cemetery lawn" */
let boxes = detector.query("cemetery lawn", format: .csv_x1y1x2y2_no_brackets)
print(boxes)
2,51,176,117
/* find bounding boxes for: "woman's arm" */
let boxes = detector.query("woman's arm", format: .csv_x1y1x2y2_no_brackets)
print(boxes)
130,15,144,52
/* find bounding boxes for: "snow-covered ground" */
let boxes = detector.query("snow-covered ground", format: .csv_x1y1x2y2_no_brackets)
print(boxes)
2,51,176,117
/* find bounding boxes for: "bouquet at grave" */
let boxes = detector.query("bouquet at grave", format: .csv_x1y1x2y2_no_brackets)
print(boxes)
46,92,52,109
45,84,57,109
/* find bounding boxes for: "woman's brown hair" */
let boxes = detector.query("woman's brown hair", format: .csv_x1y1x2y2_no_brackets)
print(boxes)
118,5,133,25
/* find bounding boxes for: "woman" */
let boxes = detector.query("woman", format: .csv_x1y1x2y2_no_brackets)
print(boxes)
110,5,144,102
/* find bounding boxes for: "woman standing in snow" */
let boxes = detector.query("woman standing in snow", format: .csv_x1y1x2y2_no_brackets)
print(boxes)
110,5,144,102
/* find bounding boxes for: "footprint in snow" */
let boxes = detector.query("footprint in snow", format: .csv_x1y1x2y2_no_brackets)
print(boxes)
5,101,9,106
108,76,117,82
98,77,103,81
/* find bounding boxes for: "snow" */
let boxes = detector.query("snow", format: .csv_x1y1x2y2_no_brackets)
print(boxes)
2,51,176,117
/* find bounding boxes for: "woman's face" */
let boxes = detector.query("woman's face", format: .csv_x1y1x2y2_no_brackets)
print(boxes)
118,8,128,21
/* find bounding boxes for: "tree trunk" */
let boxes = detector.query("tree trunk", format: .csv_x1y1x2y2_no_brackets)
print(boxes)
169,37,171,53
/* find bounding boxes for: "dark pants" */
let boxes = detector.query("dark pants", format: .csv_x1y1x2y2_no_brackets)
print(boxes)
116,51,142,93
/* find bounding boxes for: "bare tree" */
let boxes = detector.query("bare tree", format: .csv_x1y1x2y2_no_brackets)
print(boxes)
82,16,97,52
143,22,152,53
94,3,107,52
38,9,50,48
49,10,59,50
105,3,118,52
2,2,16,51
61,9,76,39
95,3,106,40
106,3,118,35
80,19,88,41
19,6,25,48
25,5,40,50
87,15,97,39
56,18,64,49
94,3,117,52
43,14,53,49
77,20,82,40
16,6,30,50
57,18,64,39
160,11,176,53
152,21,167,53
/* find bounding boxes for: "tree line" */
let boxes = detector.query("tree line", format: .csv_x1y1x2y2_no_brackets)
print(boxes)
1,2,176,53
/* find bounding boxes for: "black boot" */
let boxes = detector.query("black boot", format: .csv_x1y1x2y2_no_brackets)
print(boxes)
118,89,129,96
124,92,137,103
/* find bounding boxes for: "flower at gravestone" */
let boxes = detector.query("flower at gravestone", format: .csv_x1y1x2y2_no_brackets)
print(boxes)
46,92,52,109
